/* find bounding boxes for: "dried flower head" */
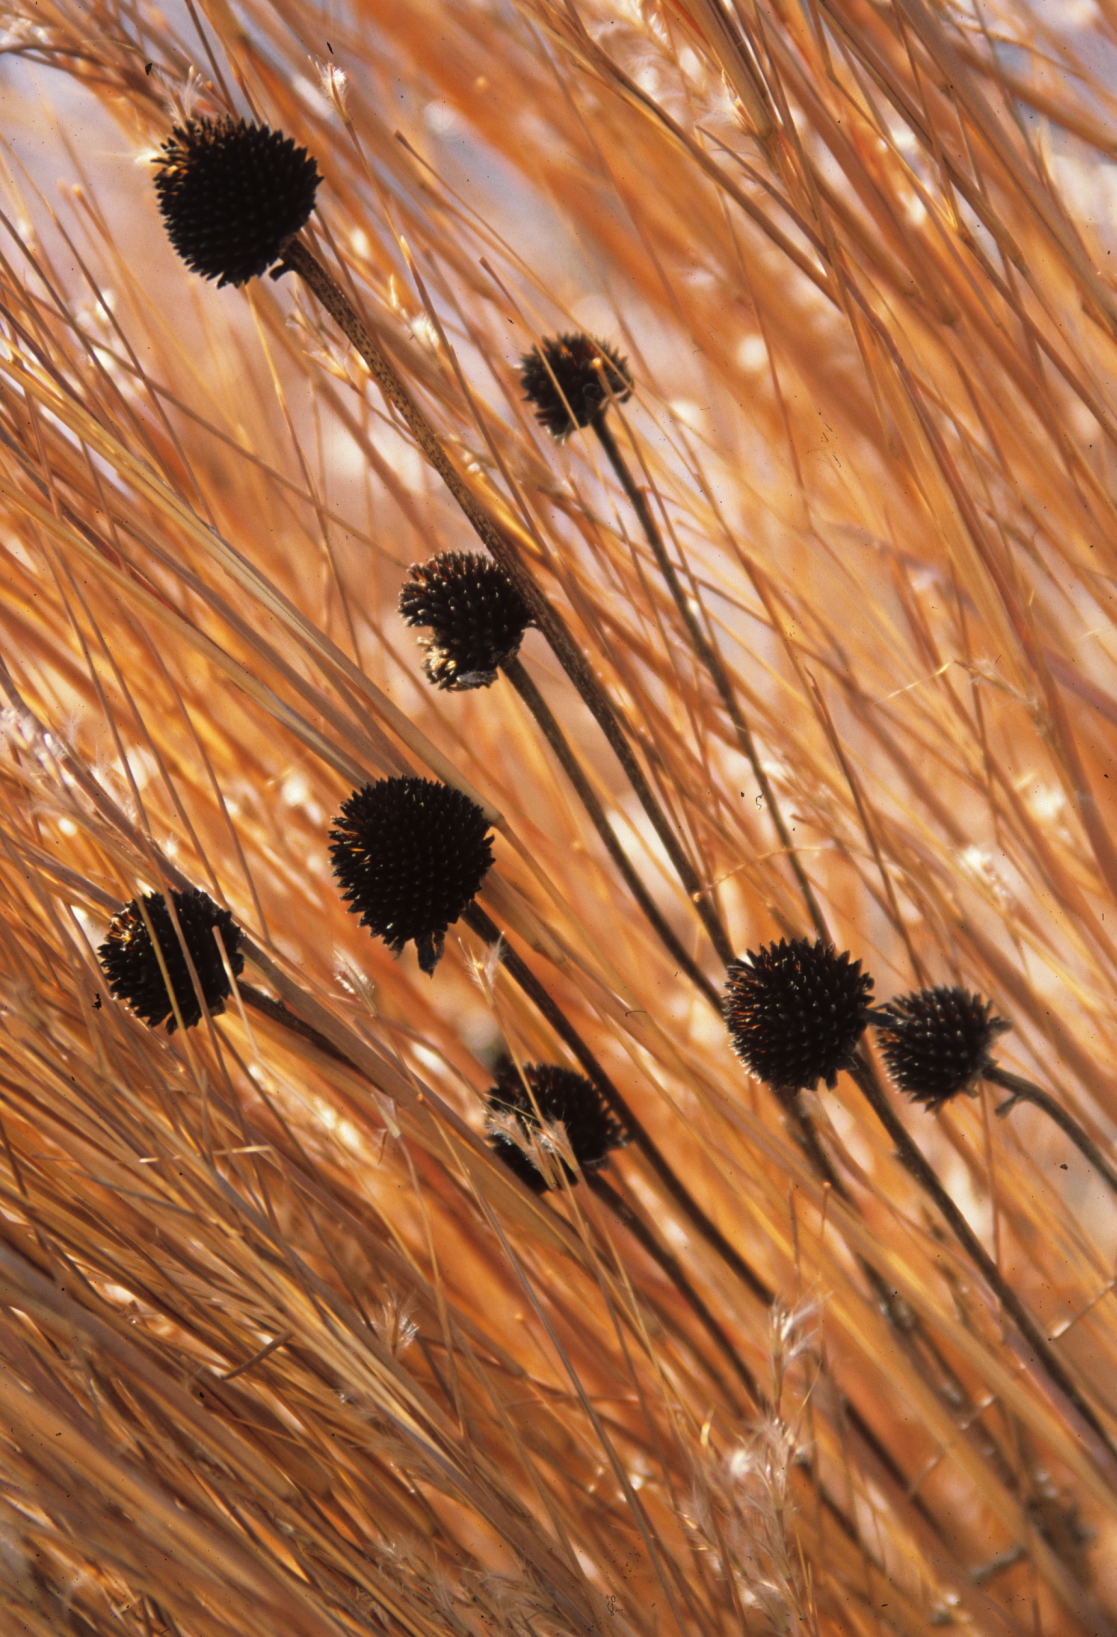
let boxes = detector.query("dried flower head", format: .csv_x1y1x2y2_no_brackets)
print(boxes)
329,776,493,974
724,937,874,1092
520,333,633,440
153,116,321,286
98,886,244,1032
874,986,1011,1109
486,1061,626,1192
399,553,533,690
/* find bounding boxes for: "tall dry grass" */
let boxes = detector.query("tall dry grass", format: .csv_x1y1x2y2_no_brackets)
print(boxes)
0,0,1115,1631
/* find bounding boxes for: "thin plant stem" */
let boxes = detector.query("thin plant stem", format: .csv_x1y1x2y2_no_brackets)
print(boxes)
848,1053,1117,1476
589,1171,902,1567
461,900,770,1306
781,1090,847,1198
502,656,719,1009
587,1172,760,1405
782,1084,1020,1474
279,235,733,967
989,1065,1117,1200
592,412,829,945
240,982,356,1070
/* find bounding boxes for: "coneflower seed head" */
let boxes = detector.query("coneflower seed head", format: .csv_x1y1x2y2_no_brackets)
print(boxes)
329,776,493,974
875,986,1011,1109
153,116,321,286
520,333,633,440
399,553,533,690
97,886,243,1032
486,1061,626,1192
724,937,874,1092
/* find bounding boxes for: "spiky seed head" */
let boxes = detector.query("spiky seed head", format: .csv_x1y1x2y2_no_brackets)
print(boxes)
723,937,874,1093
875,986,1011,1109
399,553,534,690
485,1061,626,1192
329,776,493,974
519,333,633,440
97,886,243,1032
153,116,321,286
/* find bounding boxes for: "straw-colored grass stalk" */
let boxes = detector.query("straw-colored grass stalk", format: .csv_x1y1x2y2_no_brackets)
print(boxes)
0,1,1114,1632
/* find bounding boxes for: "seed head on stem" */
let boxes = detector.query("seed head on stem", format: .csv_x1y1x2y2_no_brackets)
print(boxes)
329,776,493,975
153,116,321,287
873,986,1011,1109
520,334,633,440
724,937,874,1095
399,552,534,691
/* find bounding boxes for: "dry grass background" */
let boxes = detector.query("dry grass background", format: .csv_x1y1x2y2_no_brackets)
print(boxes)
0,0,1115,1631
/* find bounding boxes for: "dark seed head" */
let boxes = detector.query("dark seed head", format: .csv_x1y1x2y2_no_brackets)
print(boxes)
875,986,1011,1109
153,116,321,286
520,333,633,440
399,553,533,690
485,1061,626,1192
97,886,243,1032
329,776,493,974
723,937,874,1093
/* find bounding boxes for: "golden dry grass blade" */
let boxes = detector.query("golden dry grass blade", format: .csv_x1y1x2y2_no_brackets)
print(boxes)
0,0,1115,1633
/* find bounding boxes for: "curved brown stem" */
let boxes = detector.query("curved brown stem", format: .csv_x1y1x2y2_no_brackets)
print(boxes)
989,1065,1117,1200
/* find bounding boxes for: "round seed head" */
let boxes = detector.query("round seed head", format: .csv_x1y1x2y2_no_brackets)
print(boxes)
520,333,633,440
724,937,874,1092
399,553,533,690
485,1061,626,1192
329,776,493,974
153,116,321,286
98,886,243,1032
875,986,1011,1109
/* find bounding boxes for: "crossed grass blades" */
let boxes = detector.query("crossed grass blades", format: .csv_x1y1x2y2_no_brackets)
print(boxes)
1,3,1116,1635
